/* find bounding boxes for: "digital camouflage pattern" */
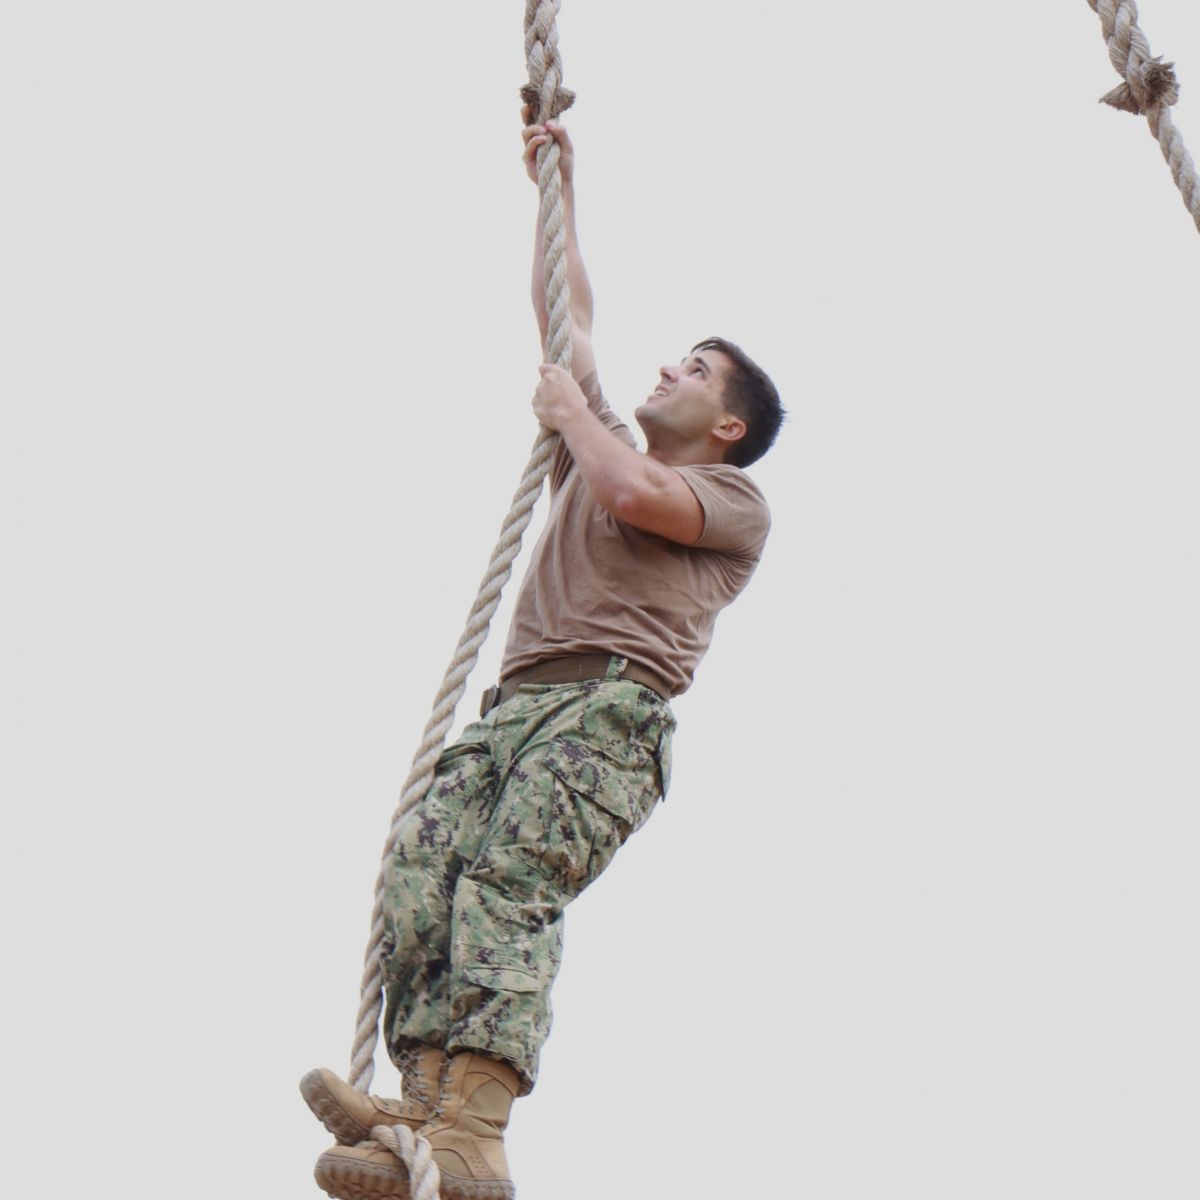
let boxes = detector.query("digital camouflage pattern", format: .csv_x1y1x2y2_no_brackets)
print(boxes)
381,665,674,1094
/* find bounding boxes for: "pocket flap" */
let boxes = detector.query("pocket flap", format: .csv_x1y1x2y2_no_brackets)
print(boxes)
542,737,643,825
458,943,544,993
460,963,542,993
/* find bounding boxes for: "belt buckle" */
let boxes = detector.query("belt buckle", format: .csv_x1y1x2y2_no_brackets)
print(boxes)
480,684,500,718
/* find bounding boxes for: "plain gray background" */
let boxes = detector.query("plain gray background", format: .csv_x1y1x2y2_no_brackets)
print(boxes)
4,3,1198,1197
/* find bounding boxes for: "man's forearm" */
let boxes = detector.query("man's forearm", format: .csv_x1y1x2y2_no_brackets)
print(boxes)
554,407,702,543
531,179,594,345
555,404,659,513
531,364,704,543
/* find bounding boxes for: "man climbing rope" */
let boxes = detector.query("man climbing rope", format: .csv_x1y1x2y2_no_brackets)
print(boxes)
304,114,785,1200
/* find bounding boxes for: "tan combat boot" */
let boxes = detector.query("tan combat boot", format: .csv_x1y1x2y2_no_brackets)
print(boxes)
419,1052,522,1200
300,1045,445,1146
313,1139,414,1200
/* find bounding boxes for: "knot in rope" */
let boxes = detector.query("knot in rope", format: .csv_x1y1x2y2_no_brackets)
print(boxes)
522,0,576,123
1101,54,1180,114
1087,0,1200,233
520,81,575,123
1092,0,1181,112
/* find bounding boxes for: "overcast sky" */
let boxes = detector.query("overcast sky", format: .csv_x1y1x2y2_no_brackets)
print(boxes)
4,3,1199,1198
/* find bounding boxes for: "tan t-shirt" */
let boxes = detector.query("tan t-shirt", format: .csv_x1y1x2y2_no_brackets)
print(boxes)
500,374,770,697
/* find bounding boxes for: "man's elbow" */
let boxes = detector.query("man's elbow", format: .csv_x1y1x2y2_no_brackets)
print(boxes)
608,484,649,527
608,477,701,543
609,477,686,535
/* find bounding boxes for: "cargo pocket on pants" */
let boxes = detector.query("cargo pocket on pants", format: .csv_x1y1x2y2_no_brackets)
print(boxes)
458,951,542,994
537,737,661,891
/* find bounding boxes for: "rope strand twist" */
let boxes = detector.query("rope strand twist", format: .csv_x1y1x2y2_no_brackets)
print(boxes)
371,1125,442,1200
341,4,575,1198
1087,0,1200,232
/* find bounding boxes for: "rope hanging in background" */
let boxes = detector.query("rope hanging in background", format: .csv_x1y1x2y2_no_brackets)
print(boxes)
341,2,576,1197
313,6,1200,1198
343,0,1197,1106
1088,0,1200,233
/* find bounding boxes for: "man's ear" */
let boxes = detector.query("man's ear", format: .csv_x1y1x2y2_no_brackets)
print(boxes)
712,414,747,450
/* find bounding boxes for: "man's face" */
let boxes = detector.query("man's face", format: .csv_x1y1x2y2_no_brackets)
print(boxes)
636,348,734,453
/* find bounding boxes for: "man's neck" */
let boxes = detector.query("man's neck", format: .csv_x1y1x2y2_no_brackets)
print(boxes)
646,443,727,469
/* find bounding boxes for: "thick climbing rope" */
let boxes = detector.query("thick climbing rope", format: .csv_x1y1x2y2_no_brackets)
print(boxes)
1088,0,1200,233
337,3,576,1197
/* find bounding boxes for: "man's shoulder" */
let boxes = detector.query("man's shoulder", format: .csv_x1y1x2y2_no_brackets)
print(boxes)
674,463,770,555
676,462,769,511
679,460,765,490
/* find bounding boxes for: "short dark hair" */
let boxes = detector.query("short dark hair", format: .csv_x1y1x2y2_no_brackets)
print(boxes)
691,337,784,468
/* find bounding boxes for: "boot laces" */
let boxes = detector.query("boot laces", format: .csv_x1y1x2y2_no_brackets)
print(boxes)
395,1047,431,1110
429,1053,468,1121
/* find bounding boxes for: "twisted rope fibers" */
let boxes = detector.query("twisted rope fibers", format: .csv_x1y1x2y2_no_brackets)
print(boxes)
1088,0,1200,232
339,3,576,1197
372,1125,442,1200
317,8,1198,1199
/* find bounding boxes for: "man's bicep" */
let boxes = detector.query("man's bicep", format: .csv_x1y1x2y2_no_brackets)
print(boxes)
541,319,595,386
616,470,705,545
679,467,770,554
567,323,596,385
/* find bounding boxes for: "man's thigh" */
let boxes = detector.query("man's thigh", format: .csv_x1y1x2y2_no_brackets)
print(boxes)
381,719,499,938
457,680,674,936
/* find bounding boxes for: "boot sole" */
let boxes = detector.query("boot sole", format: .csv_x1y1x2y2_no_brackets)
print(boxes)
300,1069,379,1145
437,1174,516,1200
314,1148,411,1200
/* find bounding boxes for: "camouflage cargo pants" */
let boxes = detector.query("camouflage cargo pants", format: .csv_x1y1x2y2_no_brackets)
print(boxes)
381,661,675,1094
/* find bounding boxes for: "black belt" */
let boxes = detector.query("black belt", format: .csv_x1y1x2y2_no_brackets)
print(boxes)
481,654,671,717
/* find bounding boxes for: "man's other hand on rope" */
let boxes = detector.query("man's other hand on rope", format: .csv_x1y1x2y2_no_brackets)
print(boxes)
522,111,574,187
531,360,706,545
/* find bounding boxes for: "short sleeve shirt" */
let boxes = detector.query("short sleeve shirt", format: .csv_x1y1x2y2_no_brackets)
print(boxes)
500,373,770,696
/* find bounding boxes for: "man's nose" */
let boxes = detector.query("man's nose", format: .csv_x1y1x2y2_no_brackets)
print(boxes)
659,365,677,383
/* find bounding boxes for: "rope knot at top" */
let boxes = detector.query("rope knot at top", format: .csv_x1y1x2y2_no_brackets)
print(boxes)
1101,55,1180,113
1087,0,1200,233
523,0,575,123
519,81,576,123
